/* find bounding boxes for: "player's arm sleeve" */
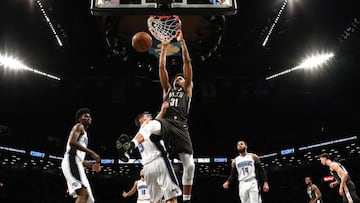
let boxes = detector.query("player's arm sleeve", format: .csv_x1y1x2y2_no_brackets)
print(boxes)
226,161,237,184
255,162,268,182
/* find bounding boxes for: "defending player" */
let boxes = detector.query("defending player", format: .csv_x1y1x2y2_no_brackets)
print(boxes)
117,112,182,203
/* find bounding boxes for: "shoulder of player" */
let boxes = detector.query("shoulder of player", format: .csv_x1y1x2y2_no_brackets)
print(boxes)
311,184,318,189
329,161,340,169
250,153,260,162
73,123,85,132
230,158,237,166
249,152,258,157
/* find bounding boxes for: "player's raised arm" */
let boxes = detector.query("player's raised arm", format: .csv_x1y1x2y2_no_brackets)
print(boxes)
159,41,171,98
177,31,193,97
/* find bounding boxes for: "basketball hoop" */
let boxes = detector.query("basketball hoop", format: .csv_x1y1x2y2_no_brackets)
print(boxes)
147,15,182,42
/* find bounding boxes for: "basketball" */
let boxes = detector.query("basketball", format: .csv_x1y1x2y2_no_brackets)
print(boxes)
132,31,153,52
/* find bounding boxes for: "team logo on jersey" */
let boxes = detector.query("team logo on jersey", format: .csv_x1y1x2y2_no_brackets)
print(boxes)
237,160,253,168
169,91,184,98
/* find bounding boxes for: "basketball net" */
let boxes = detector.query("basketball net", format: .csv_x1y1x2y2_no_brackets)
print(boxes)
147,15,182,42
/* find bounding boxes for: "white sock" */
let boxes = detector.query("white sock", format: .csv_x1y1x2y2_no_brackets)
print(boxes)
183,195,191,201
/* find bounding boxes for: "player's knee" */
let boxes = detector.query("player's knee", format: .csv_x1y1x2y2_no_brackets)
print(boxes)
76,188,89,201
179,153,195,184
182,161,195,185
187,161,195,176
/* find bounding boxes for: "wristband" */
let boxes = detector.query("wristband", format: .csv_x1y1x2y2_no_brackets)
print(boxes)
131,139,139,149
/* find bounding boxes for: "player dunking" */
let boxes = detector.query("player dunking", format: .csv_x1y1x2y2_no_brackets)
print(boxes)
158,30,195,203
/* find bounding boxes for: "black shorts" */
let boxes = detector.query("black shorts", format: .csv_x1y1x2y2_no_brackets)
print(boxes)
156,118,193,158
343,179,360,203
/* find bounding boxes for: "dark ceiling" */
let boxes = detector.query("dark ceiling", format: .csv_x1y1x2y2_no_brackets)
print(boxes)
0,0,359,158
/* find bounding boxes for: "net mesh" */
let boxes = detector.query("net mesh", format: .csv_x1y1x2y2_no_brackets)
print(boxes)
147,15,182,42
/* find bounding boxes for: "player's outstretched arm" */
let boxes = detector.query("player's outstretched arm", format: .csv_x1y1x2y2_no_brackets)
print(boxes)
177,31,193,97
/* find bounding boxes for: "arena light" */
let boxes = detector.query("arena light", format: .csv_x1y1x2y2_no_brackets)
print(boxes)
265,52,334,80
298,53,335,70
262,0,288,47
36,0,63,47
0,54,61,80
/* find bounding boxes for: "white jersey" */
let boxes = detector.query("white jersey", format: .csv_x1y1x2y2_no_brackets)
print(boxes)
137,120,163,165
61,129,94,202
137,179,151,201
235,153,256,182
64,130,88,161
136,119,182,203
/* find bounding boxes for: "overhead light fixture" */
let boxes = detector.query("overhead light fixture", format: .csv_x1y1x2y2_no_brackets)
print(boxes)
262,0,288,47
265,52,334,80
36,0,63,47
0,53,61,80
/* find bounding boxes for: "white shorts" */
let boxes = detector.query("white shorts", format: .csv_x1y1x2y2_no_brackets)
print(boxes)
238,178,260,203
61,154,95,203
143,157,182,203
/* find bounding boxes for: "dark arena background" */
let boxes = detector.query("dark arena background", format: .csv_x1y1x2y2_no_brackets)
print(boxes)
1,0,360,202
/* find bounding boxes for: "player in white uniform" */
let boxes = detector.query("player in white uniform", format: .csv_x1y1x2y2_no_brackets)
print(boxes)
117,112,182,203
223,140,269,203
61,108,101,203
122,170,151,203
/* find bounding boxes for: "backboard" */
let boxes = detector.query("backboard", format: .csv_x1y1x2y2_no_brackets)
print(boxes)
90,0,237,16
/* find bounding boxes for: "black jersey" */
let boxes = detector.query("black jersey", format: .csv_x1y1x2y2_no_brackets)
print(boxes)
163,88,191,123
307,185,323,203
158,88,193,157
330,161,360,203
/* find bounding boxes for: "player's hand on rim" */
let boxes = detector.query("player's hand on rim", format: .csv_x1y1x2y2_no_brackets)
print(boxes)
176,30,184,42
